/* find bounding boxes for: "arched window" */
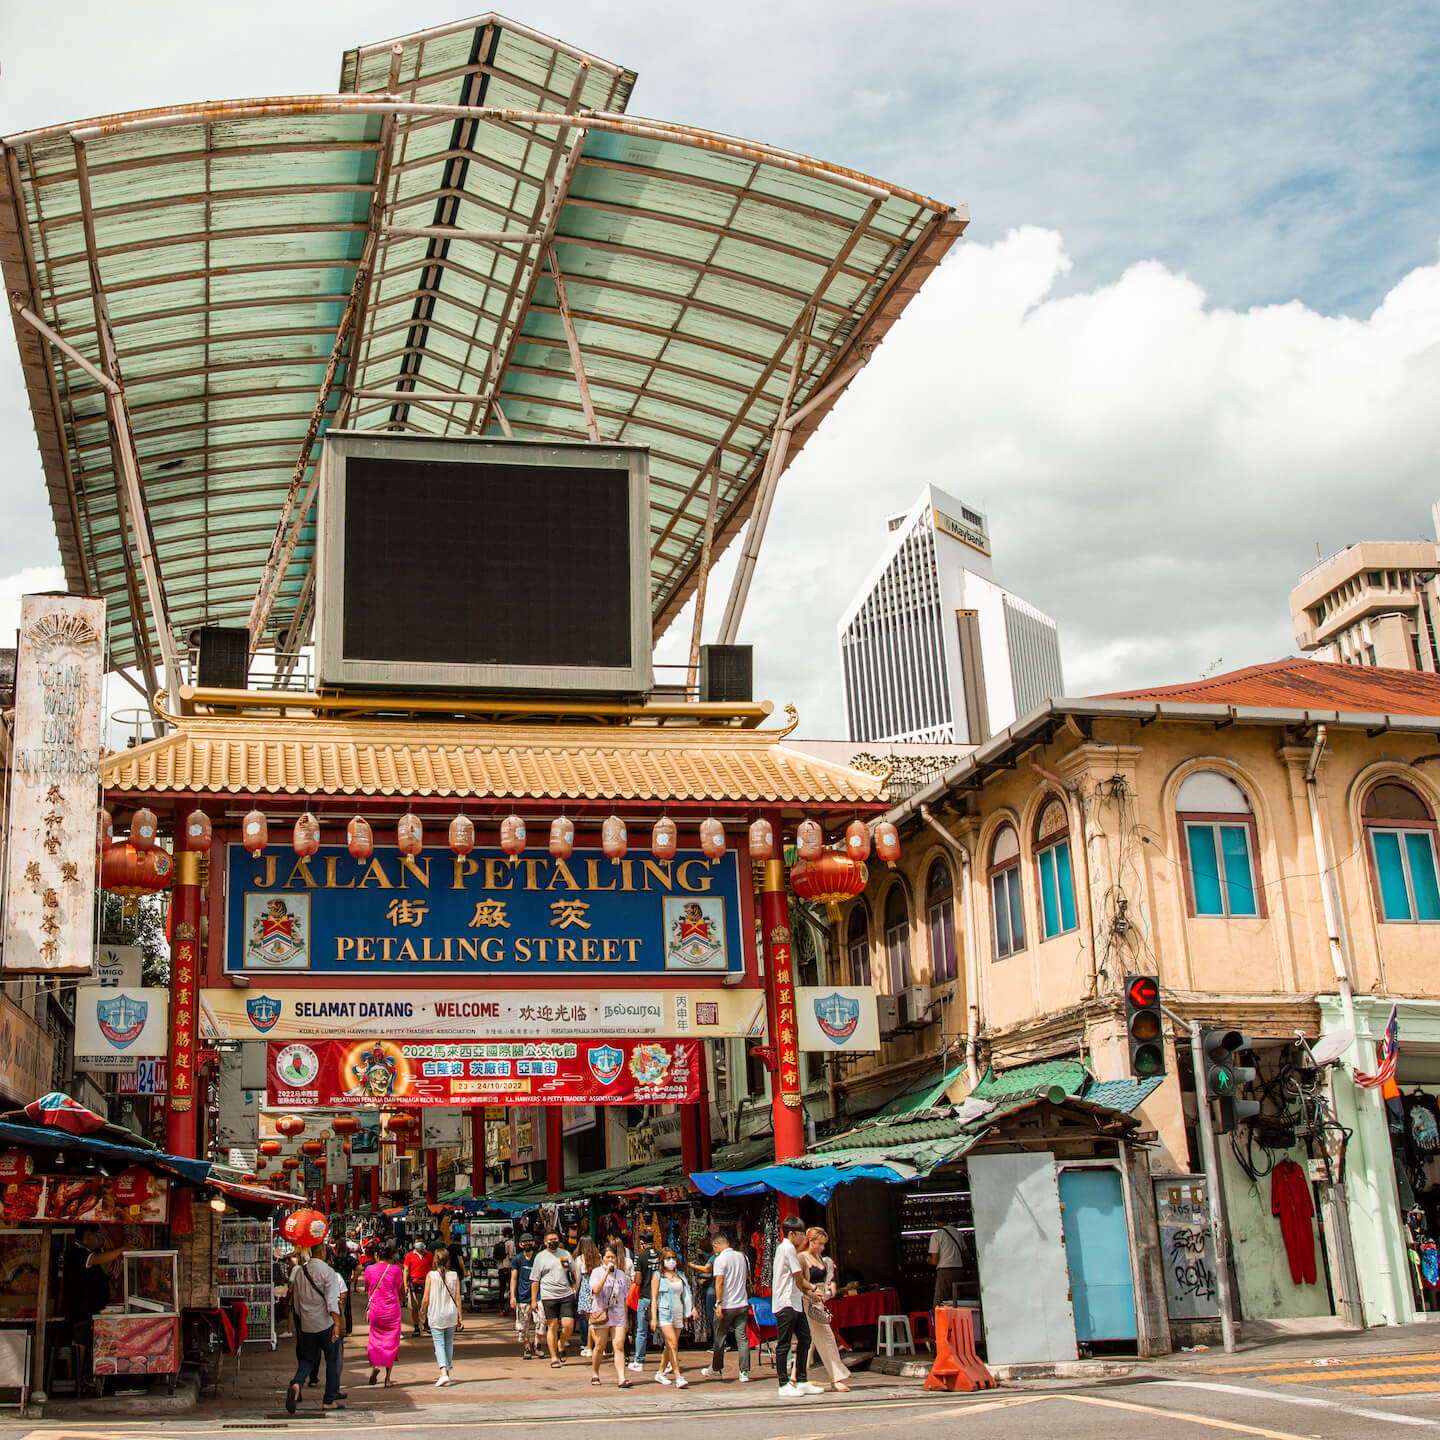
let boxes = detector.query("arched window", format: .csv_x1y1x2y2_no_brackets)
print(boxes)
926,861,958,984
846,904,872,987
1363,781,1440,923
884,885,913,993
1177,772,1262,918
989,824,1025,959
1033,797,1078,940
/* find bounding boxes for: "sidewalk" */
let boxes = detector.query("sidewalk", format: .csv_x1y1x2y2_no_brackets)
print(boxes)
193,1307,925,1423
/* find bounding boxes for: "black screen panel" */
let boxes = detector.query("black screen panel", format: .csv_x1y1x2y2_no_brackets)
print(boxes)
340,457,632,669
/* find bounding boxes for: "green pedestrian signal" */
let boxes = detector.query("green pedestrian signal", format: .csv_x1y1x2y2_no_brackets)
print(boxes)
1201,1028,1259,1133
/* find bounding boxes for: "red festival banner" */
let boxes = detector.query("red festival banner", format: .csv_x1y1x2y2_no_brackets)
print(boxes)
266,1037,700,1109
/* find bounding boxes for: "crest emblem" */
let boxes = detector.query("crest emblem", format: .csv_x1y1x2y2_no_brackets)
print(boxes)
588,1045,624,1085
813,991,860,1044
246,995,283,1034
96,993,148,1048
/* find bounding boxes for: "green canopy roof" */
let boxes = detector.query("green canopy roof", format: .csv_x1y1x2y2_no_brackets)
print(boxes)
0,12,964,680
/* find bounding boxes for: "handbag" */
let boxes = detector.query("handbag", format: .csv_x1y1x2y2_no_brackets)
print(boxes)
626,1279,641,1310
805,1296,833,1326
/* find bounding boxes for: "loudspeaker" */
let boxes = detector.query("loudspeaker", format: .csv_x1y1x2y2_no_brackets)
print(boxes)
194,626,249,690
699,644,752,703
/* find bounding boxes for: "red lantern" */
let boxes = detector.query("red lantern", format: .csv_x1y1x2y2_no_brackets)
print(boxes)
796,819,823,862
98,807,114,853
300,1140,324,1157
382,1111,418,1138
180,808,211,852
845,819,871,863
651,816,677,861
549,816,574,859
699,817,726,859
129,807,158,851
100,843,172,908
256,1157,268,1171
293,812,320,857
500,813,527,857
330,1116,360,1137
601,815,627,860
280,1208,328,1245
342,1141,351,1156
747,818,775,861
347,816,373,861
282,1157,300,1172
313,1157,327,1171
397,812,423,857
790,852,868,920
449,813,475,857
259,1140,282,1156
875,820,901,866
242,809,268,855
275,1115,305,1139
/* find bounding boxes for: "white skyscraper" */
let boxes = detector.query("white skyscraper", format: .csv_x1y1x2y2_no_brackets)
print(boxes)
837,485,1064,744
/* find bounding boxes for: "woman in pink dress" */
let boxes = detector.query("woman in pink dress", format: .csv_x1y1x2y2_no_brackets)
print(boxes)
365,1240,404,1386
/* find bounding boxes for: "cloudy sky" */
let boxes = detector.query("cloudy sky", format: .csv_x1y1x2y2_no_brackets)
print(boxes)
2,2,1439,731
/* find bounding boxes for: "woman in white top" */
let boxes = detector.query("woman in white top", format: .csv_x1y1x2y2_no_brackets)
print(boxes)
419,1246,464,1386
650,1246,698,1388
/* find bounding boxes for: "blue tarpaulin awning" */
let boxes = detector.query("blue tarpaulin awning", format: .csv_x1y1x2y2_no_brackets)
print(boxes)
689,1162,918,1204
0,1119,211,1185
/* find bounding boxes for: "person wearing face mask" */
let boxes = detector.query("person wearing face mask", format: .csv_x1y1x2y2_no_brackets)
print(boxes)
510,1234,539,1359
530,1230,577,1367
649,1247,698,1389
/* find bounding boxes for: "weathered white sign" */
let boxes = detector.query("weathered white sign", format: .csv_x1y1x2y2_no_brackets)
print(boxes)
422,1107,465,1149
74,986,170,1068
324,1135,351,1185
2,595,105,974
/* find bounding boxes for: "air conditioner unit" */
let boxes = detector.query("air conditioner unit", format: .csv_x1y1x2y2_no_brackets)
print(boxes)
899,984,933,1030
877,995,900,1039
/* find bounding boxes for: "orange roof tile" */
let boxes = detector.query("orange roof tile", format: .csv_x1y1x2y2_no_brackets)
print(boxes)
1099,658,1440,715
101,717,885,807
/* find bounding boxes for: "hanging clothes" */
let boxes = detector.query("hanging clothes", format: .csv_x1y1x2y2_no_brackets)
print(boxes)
1270,1158,1317,1286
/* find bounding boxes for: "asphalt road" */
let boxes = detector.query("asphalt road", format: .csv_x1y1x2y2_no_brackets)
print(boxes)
6,1366,1440,1440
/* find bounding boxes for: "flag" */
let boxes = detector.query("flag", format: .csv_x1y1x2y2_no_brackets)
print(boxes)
1353,1007,1399,1089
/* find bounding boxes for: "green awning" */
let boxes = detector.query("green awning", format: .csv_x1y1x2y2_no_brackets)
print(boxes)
873,1064,967,1118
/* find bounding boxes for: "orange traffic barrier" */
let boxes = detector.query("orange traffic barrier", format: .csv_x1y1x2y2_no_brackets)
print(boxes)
924,1304,997,1391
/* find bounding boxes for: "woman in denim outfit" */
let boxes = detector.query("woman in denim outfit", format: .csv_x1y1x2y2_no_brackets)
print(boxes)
650,1246,698,1389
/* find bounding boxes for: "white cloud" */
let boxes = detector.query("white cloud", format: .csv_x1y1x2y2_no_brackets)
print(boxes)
667,227,1440,734
0,566,67,643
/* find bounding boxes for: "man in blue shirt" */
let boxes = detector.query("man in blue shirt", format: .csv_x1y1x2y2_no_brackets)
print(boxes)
509,1234,539,1358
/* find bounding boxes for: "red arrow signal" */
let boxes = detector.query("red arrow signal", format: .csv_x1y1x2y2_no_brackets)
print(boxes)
1127,975,1158,1008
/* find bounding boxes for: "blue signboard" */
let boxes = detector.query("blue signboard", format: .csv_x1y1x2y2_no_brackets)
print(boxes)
224,844,743,978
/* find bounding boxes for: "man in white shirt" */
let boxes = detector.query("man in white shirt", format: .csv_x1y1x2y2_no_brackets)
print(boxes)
286,1246,344,1413
927,1221,970,1309
700,1231,751,1382
771,1215,821,1397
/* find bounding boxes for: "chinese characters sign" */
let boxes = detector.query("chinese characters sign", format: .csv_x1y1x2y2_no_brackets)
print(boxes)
2,596,104,973
265,1037,700,1108
225,845,743,977
768,925,802,1108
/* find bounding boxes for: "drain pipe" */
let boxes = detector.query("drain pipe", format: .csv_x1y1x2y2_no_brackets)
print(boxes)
920,806,980,1086
1304,727,1358,1033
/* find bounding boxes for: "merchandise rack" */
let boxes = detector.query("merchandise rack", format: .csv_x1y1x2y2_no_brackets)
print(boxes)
217,1216,278,1348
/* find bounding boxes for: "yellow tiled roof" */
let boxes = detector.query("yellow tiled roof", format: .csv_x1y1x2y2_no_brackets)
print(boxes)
101,718,886,807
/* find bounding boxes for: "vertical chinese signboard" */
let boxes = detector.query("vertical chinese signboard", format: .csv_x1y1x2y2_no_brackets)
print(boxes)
2,596,105,974
769,926,801,1106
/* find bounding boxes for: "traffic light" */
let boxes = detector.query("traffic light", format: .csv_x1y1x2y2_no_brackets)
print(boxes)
1201,1028,1260,1134
1124,975,1166,1078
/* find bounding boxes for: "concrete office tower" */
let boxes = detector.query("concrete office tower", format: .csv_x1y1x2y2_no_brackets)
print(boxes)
1290,501,1440,671
838,485,1064,744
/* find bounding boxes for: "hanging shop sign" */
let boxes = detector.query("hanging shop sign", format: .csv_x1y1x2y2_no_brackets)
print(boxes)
1,595,105,974
117,1059,169,1096
225,845,744,977
202,984,764,1041
93,945,143,989
1,1169,168,1225
794,987,881,1051
265,1037,700,1109
0,994,56,1107
74,987,170,1068
422,1108,466,1149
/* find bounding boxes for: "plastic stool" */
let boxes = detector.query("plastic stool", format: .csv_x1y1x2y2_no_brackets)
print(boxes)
875,1314,914,1357
47,1343,79,1395
909,1310,935,1352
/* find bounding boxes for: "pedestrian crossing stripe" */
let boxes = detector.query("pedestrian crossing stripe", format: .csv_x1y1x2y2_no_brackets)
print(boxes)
1330,1382,1440,1395
1265,1364,1440,1383
1196,1351,1440,1373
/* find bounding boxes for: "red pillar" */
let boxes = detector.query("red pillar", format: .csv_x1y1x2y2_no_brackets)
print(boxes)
470,1109,487,1198
425,1148,439,1205
545,1108,564,1195
759,840,806,1162
352,1166,364,1211
166,850,202,1158
697,1043,713,1170
370,1165,380,1210
680,1103,701,1181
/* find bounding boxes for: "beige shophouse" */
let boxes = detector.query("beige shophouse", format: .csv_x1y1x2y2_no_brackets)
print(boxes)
831,658,1440,1343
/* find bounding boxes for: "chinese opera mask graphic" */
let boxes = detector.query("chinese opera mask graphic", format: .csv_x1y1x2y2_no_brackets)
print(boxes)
663,897,727,971
244,893,309,969
345,1040,402,1100
628,1042,673,1087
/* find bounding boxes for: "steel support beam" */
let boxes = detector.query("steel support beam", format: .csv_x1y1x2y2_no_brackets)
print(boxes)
545,245,599,442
